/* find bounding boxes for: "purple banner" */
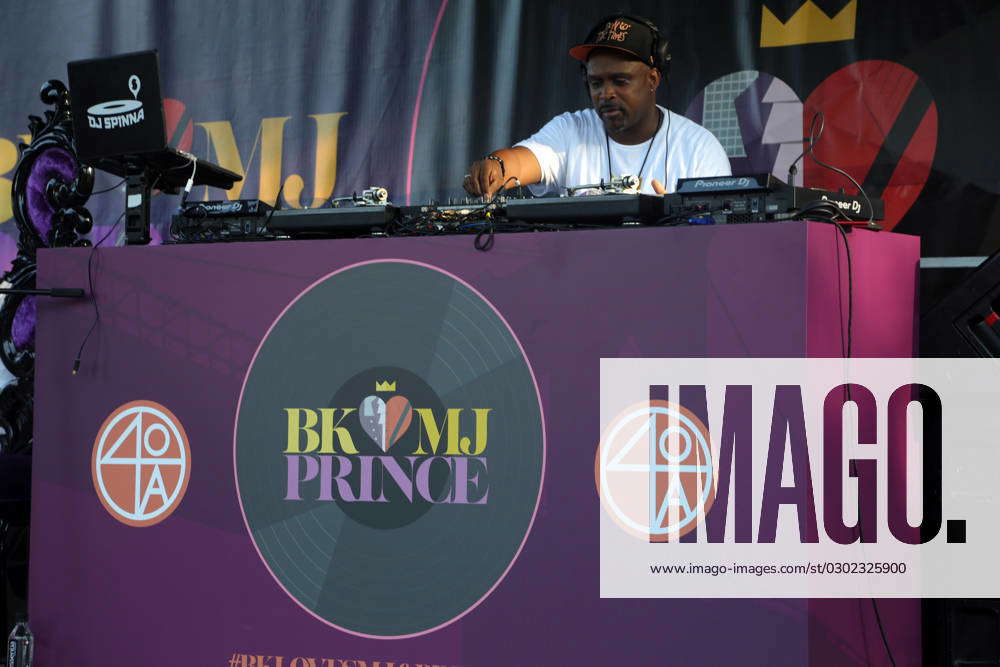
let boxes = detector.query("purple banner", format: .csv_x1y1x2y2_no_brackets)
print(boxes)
32,223,919,666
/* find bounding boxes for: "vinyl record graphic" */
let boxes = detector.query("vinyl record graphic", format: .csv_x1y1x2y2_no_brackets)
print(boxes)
234,260,545,638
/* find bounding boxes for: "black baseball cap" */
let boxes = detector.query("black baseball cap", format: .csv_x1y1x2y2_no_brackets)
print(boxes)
569,15,658,67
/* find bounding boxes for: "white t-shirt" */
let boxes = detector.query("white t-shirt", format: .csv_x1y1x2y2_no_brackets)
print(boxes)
515,105,731,195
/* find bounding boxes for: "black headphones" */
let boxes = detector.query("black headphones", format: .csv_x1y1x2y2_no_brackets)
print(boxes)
584,13,672,80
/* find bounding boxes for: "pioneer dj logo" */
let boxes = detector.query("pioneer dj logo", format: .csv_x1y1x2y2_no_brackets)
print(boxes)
92,400,191,527
691,177,752,190
235,260,543,638
199,201,256,215
87,74,146,130
821,194,862,214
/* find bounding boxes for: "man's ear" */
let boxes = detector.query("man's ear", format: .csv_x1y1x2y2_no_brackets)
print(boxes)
649,66,662,91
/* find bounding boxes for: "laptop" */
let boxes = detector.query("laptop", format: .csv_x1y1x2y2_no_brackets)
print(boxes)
67,50,239,190
67,50,167,162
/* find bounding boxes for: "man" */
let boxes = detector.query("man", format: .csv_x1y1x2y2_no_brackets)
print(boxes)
463,14,731,199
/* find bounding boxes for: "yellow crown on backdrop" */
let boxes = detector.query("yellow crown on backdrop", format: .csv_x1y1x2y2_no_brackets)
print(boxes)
760,0,857,48
375,380,396,392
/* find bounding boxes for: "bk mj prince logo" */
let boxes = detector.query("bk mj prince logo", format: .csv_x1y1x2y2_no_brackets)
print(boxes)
235,261,544,638
284,378,490,506
599,382,963,545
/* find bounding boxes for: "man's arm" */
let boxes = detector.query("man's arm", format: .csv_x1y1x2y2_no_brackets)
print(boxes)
463,146,542,199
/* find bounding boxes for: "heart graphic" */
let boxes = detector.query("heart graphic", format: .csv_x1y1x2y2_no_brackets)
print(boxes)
359,394,413,452
384,396,413,449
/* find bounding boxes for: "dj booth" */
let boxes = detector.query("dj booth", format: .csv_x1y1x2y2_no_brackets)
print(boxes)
30,221,920,666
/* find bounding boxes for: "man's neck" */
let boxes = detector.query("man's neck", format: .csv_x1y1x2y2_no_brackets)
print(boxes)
608,106,663,145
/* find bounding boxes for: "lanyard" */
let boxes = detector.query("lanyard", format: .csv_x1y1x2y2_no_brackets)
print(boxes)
605,108,664,189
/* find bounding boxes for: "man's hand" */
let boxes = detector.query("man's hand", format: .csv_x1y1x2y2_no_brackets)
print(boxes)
463,157,505,200
462,147,542,199
651,178,667,195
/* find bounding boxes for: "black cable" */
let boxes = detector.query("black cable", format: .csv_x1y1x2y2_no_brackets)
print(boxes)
467,177,520,251
489,176,520,204
830,220,893,666
605,107,662,186
828,220,854,360
787,112,822,188
72,211,125,374
848,458,897,667
388,216,431,236
391,180,516,243
655,205,727,226
847,486,897,667
661,95,672,193
870,597,897,667
797,201,843,222
799,112,877,226
473,224,495,251
89,178,127,195
793,139,885,658
789,127,859,356
262,182,286,233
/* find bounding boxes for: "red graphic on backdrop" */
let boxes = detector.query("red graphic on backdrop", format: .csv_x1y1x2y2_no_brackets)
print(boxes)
163,98,194,152
804,61,937,231
687,60,937,232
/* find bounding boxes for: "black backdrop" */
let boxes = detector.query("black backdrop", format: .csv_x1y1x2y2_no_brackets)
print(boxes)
1,0,998,263
0,2,995,660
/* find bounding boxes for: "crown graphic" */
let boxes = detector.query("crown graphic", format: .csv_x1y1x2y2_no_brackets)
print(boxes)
760,0,857,48
375,380,396,392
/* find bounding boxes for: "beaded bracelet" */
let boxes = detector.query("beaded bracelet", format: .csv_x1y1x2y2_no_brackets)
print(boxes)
483,154,505,177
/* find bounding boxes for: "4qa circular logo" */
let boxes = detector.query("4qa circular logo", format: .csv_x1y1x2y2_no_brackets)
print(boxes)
597,400,715,541
92,400,191,527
